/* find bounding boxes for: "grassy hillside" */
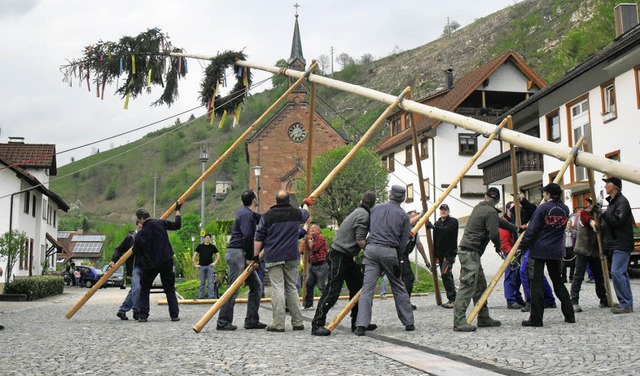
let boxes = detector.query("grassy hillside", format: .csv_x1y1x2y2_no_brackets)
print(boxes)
52,0,636,227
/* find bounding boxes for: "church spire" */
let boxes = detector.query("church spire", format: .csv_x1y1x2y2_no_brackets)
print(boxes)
288,4,306,68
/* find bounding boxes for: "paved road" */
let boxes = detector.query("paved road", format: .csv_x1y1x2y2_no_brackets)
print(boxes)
1,275,639,375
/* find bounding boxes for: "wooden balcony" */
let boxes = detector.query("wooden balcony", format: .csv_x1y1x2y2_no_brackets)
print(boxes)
478,148,544,186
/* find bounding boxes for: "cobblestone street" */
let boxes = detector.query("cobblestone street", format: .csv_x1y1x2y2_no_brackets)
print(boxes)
1,275,639,375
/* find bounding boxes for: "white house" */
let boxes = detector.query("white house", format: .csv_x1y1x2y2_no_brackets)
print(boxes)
481,4,640,221
377,51,546,224
0,137,69,280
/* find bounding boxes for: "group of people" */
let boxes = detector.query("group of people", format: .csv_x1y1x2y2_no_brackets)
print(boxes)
109,175,634,335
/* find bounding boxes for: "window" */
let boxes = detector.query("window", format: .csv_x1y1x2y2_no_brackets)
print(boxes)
32,194,36,217
546,111,560,142
391,118,402,135
460,176,486,197
548,170,563,186
405,146,412,166
569,98,590,182
404,113,411,129
388,152,395,172
406,183,414,203
53,211,57,227
420,138,429,160
601,81,616,122
422,178,430,200
458,134,477,155
42,199,47,220
24,192,30,214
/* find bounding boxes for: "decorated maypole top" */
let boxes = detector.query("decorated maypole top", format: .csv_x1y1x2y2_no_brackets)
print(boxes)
60,28,252,118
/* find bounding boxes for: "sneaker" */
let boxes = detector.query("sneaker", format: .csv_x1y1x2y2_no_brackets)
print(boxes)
507,302,524,310
244,322,267,330
405,324,415,331
171,317,180,322
477,318,501,327
116,311,129,321
354,326,366,336
138,317,148,323
453,323,476,332
312,327,332,336
266,325,285,332
441,301,454,309
411,304,417,310
132,311,140,320
573,304,583,313
611,306,633,314
521,320,542,327
292,325,305,331
351,323,378,332
303,306,314,311
380,294,387,300
565,317,576,323
216,324,238,331
520,304,531,313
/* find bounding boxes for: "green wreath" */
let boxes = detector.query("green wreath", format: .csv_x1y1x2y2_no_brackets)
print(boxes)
199,50,252,117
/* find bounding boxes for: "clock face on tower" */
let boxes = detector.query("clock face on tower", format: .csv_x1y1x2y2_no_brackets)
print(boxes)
287,123,307,142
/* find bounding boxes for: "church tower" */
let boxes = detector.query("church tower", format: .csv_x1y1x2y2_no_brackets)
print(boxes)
287,10,307,101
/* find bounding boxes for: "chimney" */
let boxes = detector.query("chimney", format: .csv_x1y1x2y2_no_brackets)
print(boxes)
614,3,638,38
8,136,25,144
444,68,454,90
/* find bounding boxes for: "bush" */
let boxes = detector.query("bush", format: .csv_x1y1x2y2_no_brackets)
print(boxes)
4,275,64,300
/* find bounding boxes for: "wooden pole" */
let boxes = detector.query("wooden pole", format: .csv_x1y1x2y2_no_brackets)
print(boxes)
65,63,317,319
466,135,585,324
307,86,411,199
508,116,522,227
301,71,317,306
406,90,441,305
326,290,361,331
584,142,614,307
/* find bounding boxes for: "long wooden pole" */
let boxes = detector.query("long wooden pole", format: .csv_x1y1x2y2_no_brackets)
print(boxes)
406,90,441,305
307,86,411,199
466,135,585,324
326,290,361,331
301,71,317,306
584,142,614,307
65,63,317,319
508,116,522,227
325,119,509,332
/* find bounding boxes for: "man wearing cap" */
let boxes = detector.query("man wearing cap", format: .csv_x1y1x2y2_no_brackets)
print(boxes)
354,185,414,336
133,204,182,322
521,183,574,327
432,203,458,309
600,177,635,314
453,187,517,332
570,197,608,312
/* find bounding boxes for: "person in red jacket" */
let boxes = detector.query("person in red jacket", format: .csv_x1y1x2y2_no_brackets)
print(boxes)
501,202,526,309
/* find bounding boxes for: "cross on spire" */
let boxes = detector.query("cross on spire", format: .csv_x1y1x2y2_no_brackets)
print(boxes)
294,3,300,17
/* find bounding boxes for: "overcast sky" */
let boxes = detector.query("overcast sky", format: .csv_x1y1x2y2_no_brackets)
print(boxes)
0,0,519,165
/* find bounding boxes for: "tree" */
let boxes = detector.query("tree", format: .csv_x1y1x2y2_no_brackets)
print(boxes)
271,59,289,87
359,53,375,66
316,54,330,74
302,146,388,225
0,230,27,284
335,53,355,70
441,18,461,37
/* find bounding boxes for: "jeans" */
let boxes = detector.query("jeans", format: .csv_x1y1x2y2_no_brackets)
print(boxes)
520,249,556,306
217,248,262,327
119,266,142,313
198,265,215,299
504,262,525,306
570,254,607,305
611,250,633,309
139,258,179,319
529,257,574,325
304,263,329,308
267,259,303,330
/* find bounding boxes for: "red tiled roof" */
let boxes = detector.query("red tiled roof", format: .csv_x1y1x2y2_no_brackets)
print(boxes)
0,143,57,175
377,51,546,153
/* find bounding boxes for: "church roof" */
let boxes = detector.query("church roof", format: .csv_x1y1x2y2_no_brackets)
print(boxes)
288,15,306,66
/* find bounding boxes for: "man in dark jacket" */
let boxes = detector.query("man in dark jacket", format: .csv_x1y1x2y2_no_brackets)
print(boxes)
312,192,377,336
521,183,574,327
111,221,143,320
217,190,266,331
254,190,310,332
454,187,518,332
600,177,635,314
133,204,181,322
432,203,458,309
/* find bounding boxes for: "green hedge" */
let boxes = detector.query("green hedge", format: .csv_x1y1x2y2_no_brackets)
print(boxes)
4,275,64,301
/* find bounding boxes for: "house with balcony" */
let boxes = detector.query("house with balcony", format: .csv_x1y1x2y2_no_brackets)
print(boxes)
480,4,640,219
0,137,69,280
377,50,546,223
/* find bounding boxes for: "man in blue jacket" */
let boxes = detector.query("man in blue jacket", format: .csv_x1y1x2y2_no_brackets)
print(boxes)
133,204,181,322
254,190,310,332
521,183,574,327
217,190,266,331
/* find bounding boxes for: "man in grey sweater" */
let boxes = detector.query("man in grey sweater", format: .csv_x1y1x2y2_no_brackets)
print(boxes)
312,192,378,336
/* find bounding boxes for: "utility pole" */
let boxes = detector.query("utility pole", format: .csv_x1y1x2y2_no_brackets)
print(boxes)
330,46,334,77
152,173,158,218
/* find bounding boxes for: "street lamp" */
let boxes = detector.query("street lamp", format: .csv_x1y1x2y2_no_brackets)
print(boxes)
253,165,262,213
200,142,208,238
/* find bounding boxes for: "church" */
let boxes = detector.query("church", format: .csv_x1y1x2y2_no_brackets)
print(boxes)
245,13,347,212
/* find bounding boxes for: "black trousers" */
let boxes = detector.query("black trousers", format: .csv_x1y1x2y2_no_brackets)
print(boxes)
530,257,574,325
312,250,363,330
440,257,457,302
570,254,607,305
139,258,179,319
400,253,415,296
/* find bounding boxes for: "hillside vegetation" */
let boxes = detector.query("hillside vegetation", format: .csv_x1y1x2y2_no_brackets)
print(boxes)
52,0,636,227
